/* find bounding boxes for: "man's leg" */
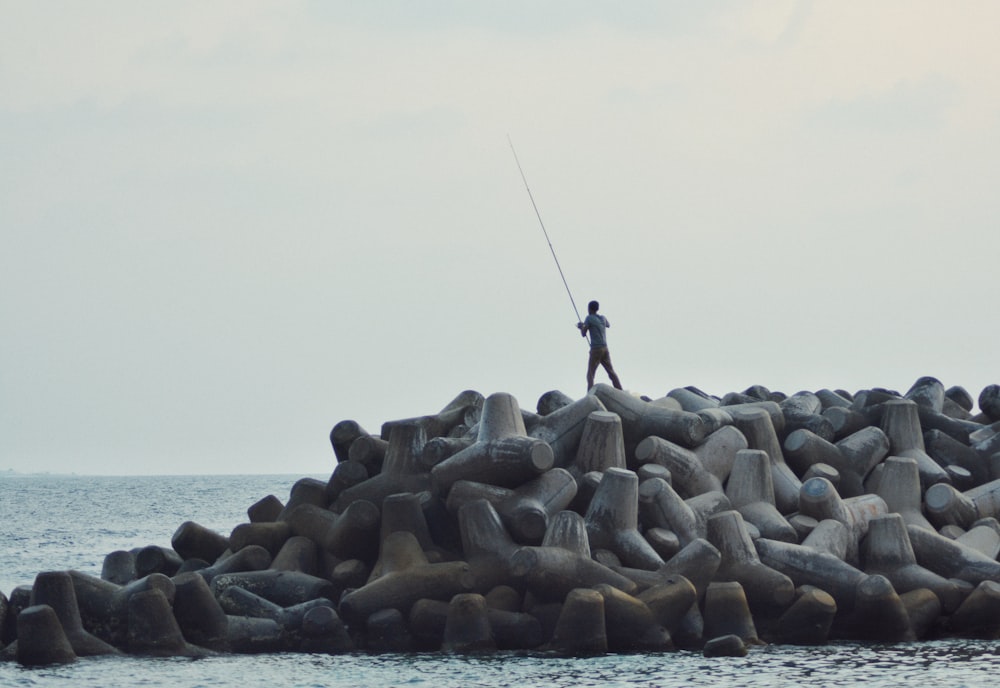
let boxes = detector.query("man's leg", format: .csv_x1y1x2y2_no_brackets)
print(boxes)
600,350,623,390
587,348,602,391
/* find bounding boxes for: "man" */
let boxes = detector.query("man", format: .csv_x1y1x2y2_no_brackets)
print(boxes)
577,300,623,391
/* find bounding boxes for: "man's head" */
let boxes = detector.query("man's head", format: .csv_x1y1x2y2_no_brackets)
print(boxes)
588,300,599,314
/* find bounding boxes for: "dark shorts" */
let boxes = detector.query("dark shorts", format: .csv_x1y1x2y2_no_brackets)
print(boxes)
588,346,614,373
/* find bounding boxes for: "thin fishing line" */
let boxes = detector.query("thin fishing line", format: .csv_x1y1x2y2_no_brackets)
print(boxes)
507,135,587,336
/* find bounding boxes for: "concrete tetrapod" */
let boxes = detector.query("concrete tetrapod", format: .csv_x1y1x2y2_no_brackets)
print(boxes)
706,510,794,616
494,468,578,544
326,459,370,503
547,588,608,654
797,477,887,564
728,406,800,514
409,597,543,651
836,426,891,495
370,492,439,578
443,479,531,547
725,449,797,543
347,433,389,475
510,544,637,602
754,538,869,614
905,375,945,412
332,424,432,511
801,519,851,560
873,456,936,531
229,521,293,558
101,551,137,585
380,390,484,441
217,586,340,651
635,575,698,639
278,478,330,521
660,538,722,598
584,467,664,570
780,392,835,441
2,587,28,650
900,588,943,640
571,410,627,475
365,608,414,653
925,429,990,485
784,429,864,497
339,531,475,626
636,462,671,483
445,480,512,517
861,513,965,613
247,494,284,523
457,499,521,591
441,593,496,653
209,569,337,608
591,384,707,454
194,544,273,585
905,524,1000,586
593,583,671,651
702,581,760,646
770,586,837,646
537,389,575,415
171,520,230,564
692,425,748,485
802,462,841,488
945,581,1000,638
270,535,320,575
330,419,369,463
15,605,77,666
285,499,381,562
637,477,703,548
822,406,870,441
634,436,723,498
29,571,121,657
831,574,915,643
135,545,183,578
217,585,332,628
955,519,1000,559
432,432,554,496
68,570,177,647
542,510,592,556
530,394,607,469
298,605,354,655
665,386,720,413
945,385,975,413
171,572,231,651
731,401,790,441
880,399,950,488
127,588,207,657
924,478,1000,529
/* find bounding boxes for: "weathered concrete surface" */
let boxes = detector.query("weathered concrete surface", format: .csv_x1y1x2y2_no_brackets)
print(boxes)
6,377,1000,665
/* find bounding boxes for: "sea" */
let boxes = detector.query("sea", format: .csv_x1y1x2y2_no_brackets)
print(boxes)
2,473,999,687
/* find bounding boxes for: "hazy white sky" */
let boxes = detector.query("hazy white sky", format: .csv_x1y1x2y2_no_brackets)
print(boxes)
2,1,998,475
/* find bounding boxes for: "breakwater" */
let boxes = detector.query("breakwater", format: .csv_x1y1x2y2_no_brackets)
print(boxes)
4,377,1000,665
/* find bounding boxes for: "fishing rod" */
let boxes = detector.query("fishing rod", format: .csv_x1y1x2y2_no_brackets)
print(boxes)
507,135,589,343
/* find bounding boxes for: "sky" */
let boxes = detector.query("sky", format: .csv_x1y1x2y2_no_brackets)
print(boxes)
2,1,998,476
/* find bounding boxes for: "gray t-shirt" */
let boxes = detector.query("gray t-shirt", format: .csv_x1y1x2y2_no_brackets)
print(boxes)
584,313,610,349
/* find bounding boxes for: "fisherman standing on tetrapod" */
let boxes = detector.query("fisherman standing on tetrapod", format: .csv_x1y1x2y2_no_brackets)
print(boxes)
577,300,623,392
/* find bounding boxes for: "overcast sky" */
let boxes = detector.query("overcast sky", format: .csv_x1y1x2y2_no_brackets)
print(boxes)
2,1,997,476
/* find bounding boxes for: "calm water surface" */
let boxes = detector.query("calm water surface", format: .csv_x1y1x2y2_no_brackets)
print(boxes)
2,475,999,687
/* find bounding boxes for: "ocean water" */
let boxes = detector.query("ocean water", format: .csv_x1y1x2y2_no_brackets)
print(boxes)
2,474,1000,687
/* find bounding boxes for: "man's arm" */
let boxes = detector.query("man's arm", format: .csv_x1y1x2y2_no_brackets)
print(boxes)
577,320,589,337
